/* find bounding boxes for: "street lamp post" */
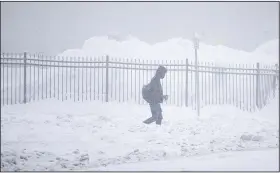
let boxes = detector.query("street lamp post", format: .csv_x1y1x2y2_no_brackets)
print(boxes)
193,34,200,117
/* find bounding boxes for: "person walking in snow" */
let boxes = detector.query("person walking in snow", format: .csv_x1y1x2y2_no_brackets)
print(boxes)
142,66,168,125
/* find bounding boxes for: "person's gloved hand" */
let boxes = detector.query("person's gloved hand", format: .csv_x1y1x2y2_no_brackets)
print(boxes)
163,95,168,101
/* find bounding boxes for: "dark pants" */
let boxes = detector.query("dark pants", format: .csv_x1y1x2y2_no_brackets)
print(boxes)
148,103,163,125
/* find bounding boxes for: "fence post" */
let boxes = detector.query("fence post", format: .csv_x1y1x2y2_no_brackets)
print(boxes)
185,58,189,107
23,52,27,104
105,55,109,102
273,64,279,97
256,62,260,109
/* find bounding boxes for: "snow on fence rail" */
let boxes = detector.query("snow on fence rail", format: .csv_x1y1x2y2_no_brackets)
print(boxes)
1,52,279,112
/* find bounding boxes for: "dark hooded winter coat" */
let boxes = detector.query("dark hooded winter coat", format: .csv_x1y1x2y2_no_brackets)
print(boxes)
145,66,167,104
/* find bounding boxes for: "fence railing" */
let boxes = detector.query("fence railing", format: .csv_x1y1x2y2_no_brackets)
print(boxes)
1,52,279,112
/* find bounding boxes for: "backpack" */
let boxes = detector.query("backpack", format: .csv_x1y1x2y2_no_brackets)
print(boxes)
142,83,152,103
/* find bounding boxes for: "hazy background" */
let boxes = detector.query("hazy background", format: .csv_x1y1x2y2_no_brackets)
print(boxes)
1,2,279,56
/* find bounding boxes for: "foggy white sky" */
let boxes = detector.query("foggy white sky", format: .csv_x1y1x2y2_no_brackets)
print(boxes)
1,2,279,55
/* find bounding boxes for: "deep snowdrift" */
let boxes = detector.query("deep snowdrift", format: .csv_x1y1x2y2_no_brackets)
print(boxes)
57,35,279,64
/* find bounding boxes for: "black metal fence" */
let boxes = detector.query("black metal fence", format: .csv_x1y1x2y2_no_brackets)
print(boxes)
1,52,279,112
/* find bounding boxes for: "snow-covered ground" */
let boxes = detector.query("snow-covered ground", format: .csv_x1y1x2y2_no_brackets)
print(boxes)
1,97,279,171
95,148,279,171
